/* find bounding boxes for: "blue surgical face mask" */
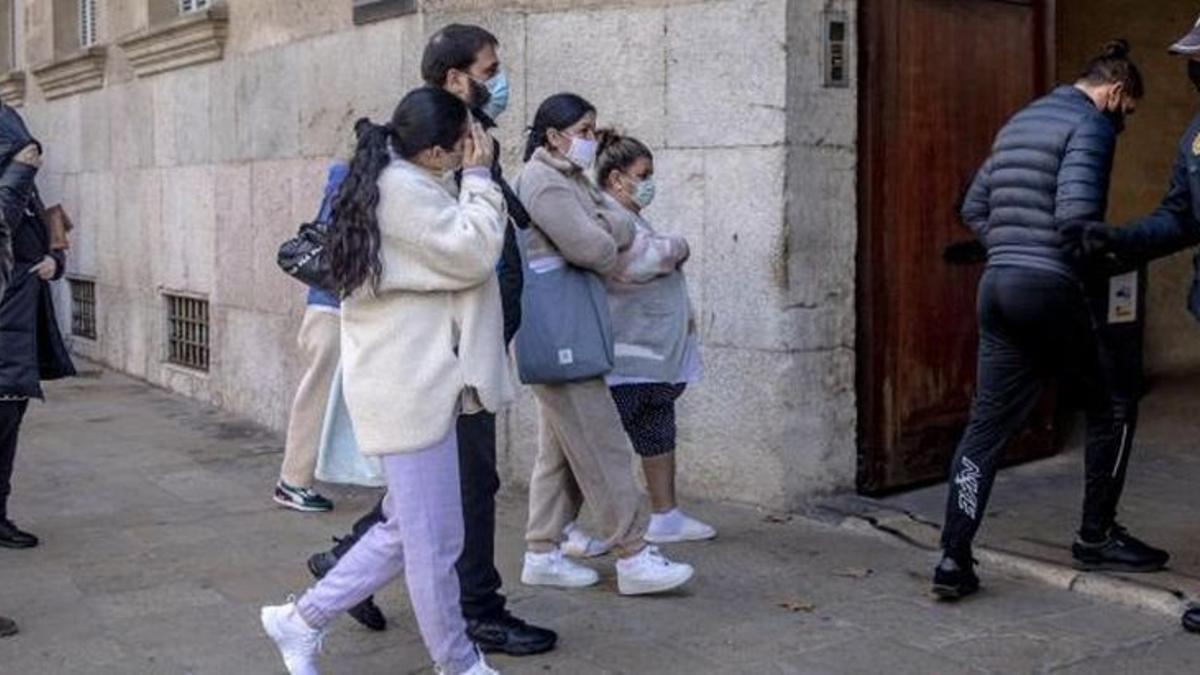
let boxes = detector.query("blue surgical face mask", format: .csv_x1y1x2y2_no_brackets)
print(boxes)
480,71,509,120
632,177,656,207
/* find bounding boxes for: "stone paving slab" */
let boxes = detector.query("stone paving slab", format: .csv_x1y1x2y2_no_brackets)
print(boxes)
0,366,1193,674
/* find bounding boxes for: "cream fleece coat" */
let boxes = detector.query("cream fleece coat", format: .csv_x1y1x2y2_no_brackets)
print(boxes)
341,160,514,456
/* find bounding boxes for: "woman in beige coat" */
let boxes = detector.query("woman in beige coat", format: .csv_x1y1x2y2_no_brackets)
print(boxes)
261,87,509,675
513,93,694,597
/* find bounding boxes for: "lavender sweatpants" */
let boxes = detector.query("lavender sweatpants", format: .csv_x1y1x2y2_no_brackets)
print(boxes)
296,426,478,674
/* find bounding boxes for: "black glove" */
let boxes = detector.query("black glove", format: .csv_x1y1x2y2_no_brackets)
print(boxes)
1059,220,1116,258
942,239,987,265
1059,220,1135,275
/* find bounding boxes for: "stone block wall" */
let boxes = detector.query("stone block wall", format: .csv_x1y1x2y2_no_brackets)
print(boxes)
17,0,859,508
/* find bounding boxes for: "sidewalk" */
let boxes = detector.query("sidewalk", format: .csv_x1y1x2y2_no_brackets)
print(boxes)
0,364,1195,674
850,374,1200,618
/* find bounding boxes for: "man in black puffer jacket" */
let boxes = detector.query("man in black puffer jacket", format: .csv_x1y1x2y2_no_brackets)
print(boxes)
933,41,1170,601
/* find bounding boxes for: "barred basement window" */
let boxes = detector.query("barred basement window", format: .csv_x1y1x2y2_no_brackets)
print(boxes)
353,0,417,26
165,293,209,371
69,278,96,340
78,0,97,48
179,0,210,14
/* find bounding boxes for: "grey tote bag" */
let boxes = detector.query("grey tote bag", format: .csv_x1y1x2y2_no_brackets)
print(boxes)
513,230,615,384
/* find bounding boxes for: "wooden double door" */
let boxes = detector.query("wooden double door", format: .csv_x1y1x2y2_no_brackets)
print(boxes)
857,0,1060,493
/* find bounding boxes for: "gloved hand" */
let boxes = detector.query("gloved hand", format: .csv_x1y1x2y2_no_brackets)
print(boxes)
1059,220,1115,258
1059,220,1135,275
942,239,987,265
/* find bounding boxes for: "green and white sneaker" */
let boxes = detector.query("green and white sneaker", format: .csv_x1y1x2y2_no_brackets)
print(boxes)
274,481,333,513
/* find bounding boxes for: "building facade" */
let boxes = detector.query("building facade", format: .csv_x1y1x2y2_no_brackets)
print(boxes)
8,0,860,509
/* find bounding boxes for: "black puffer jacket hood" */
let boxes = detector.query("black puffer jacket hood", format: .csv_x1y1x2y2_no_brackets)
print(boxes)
0,103,40,170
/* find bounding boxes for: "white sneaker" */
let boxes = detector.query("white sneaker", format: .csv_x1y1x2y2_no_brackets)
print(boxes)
521,548,600,588
463,652,501,674
562,521,611,558
261,601,323,675
616,546,694,596
645,509,717,544
438,647,501,674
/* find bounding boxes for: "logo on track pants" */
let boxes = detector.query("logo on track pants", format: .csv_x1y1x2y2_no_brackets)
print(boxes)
955,457,982,520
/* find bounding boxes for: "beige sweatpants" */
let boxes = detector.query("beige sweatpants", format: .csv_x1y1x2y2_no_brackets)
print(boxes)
280,308,341,488
525,377,649,558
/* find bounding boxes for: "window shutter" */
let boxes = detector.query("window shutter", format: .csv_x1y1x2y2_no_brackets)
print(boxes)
8,2,17,69
180,0,210,14
78,0,97,47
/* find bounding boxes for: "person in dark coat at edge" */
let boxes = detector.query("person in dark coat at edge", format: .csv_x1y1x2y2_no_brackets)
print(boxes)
0,101,75,553
931,41,1172,601
304,25,556,656
0,131,15,641
1070,17,1200,636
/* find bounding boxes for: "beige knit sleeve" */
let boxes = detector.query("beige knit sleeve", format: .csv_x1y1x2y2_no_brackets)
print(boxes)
523,179,620,274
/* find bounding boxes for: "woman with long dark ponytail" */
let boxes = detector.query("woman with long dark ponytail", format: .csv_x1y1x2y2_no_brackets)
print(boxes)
262,87,511,675
512,93,695,596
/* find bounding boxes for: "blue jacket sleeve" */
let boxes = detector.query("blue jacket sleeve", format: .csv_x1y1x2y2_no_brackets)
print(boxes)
1118,150,1200,261
318,162,349,223
960,157,993,238
1055,114,1116,224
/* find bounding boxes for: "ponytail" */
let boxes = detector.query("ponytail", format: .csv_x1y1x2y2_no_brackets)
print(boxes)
524,126,547,163
329,88,470,296
330,118,393,296
1079,39,1145,99
595,128,652,190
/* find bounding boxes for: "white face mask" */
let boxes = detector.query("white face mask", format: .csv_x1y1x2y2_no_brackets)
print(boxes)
563,135,598,170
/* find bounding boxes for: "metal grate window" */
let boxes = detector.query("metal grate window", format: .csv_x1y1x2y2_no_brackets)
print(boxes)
165,294,210,372
69,278,96,340
353,0,417,26
179,0,210,14
78,0,97,48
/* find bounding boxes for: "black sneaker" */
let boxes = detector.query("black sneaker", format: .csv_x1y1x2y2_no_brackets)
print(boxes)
0,616,16,638
1071,524,1169,573
931,554,980,601
306,552,387,632
273,481,333,513
0,520,38,549
467,612,558,657
1184,608,1200,634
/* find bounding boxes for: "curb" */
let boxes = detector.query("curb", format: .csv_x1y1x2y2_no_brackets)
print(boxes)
834,509,1193,619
